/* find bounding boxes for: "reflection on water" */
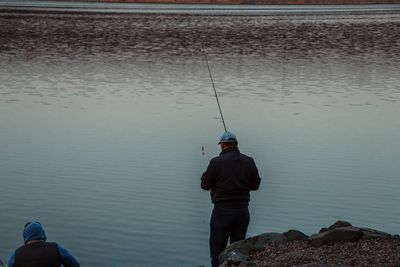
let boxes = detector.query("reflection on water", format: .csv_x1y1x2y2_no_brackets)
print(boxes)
1,10,400,267
1,12,399,106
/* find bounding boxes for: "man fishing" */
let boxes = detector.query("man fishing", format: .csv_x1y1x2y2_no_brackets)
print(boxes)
8,221,80,267
201,131,261,267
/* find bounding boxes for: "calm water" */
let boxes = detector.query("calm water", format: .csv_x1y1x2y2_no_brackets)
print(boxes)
1,6,400,267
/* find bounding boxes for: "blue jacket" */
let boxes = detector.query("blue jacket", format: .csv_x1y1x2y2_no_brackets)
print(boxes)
8,222,80,267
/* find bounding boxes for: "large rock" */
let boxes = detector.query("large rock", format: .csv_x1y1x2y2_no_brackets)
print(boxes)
359,227,393,240
283,229,309,241
319,220,352,233
309,226,363,247
219,232,287,264
219,230,308,266
220,251,250,265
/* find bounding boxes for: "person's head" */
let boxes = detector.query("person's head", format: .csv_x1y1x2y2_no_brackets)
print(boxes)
23,221,47,244
218,131,238,151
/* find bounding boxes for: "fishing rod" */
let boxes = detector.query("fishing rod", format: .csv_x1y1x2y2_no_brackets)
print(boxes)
201,46,227,133
0,258,8,267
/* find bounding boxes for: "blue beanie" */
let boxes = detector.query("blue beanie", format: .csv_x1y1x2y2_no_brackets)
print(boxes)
218,131,238,145
23,222,47,244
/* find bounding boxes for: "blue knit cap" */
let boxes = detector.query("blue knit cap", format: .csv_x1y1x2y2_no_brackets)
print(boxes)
218,131,237,145
23,222,47,244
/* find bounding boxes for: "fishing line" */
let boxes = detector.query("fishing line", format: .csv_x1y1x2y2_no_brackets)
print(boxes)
201,46,227,133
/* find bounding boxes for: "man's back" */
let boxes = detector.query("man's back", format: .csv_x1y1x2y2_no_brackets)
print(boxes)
14,242,61,267
201,146,261,204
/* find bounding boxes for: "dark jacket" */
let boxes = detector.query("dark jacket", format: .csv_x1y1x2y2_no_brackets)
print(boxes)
201,147,261,205
13,242,62,267
8,222,80,267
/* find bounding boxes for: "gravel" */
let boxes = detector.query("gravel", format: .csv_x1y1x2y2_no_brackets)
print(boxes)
250,238,400,267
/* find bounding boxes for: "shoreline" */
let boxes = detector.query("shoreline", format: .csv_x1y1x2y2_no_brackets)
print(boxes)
1,1,400,15
1,0,400,6
32,0,400,4
220,221,400,267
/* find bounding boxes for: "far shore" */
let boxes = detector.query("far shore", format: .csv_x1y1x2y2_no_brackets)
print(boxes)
39,0,400,5
2,0,400,14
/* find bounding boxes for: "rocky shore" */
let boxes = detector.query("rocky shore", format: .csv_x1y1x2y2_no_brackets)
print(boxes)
219,221,400,266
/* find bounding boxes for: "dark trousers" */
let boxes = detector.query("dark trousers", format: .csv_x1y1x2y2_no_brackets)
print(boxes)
209,206,250,267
